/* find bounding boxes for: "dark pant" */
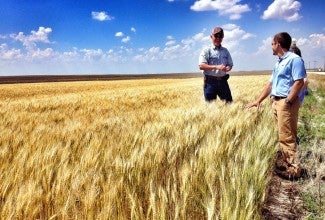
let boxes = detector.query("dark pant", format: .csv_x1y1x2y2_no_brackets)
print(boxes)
204,75,232,102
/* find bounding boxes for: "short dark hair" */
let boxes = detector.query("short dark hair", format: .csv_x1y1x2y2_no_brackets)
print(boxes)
274,32,292,50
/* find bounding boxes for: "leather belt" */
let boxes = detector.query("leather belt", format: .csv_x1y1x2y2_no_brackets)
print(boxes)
272,95,287,100
204,75,224,80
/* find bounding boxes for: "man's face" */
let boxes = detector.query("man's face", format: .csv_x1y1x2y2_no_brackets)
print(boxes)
271,40,279,55
211,33,223,47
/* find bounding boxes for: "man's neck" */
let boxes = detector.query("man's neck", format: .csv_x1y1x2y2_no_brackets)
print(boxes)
278,49,288,58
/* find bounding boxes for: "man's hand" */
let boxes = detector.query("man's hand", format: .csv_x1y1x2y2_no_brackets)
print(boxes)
215,64,225,71
245,83,272,109
245,101,261,109
225,66,231,72
218,64,231,72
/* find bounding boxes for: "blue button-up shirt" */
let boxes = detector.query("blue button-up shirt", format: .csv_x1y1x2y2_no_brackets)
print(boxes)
199,45,233,77
270,51,306,97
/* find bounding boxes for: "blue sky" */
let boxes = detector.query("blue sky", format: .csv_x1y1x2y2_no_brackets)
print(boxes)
0,0,324,75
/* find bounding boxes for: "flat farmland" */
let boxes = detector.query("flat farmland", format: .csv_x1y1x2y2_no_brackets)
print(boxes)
0,73,301,219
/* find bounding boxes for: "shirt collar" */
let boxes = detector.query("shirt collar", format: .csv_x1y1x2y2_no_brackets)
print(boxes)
278,51,291,63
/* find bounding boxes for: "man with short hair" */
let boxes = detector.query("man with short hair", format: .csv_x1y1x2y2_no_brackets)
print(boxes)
199,27,233,103
246,32,306,179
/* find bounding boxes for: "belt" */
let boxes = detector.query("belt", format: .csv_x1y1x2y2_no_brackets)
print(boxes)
272,95,287,100
204,75,224,80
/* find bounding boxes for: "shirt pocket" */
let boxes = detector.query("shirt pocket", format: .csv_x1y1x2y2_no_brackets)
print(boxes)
221,56,228,65
208,54,220,65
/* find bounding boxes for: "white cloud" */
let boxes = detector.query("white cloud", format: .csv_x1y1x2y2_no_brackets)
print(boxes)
262,0,302,22
252,33,325,70
121,36,131,43
115,32,124,37
133,47,161,62
308,34,325,49
223,24,255,40
218,24,256,51
80,49,104,60
0,43,22,60
30,48,55,59
10,27,52,49
62,48,80,61
256,36,273,55
165,40,176,46
2,25,323,75
131,27,136,33
190,0,251,20
134,31,212,63
91,11,114,21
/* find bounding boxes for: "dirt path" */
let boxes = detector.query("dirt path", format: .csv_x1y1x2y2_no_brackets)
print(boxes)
262,172,303,220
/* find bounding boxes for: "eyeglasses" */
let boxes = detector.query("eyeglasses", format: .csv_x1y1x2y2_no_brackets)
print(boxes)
214,33,224,39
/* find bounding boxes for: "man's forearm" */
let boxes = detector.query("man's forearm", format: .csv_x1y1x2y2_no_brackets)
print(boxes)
287,79,304,102
199,63,226,71
257,83,272,103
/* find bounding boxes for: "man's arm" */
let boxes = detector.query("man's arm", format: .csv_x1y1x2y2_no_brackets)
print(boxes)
245,82,272,109
287,79,304,103
225,65,232,72
199,63,226,71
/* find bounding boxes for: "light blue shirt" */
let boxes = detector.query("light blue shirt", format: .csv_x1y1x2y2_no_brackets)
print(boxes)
199,45,233,77
270,51,306,97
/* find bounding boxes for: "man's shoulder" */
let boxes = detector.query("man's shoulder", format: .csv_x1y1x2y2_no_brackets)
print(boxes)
200,46,213,55
202,45,213,51
286,52,302,61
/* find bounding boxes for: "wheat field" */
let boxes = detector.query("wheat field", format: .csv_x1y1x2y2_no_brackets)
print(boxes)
0,75,278,219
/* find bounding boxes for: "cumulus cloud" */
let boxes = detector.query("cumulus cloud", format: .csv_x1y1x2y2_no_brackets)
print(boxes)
80,49,104,60
91,11,114,21
190,0,251,20
10,27,52,49
222,24,255,41
309,34,325,48
2,25,322,75
133,47,161,62
288,34,323,51
165,36,176,46
121,36,131,43
203,24,256,51
131,27,136,33
0,43,22,60
30,48,55,59
165,40,176,46
262,0,302,22
115,32,124,37
254,33,325,69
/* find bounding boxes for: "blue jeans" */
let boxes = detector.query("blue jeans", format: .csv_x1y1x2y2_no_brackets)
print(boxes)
204,76,233,102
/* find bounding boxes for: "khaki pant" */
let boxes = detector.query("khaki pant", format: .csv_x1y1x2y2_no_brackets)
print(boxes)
272,97,300,174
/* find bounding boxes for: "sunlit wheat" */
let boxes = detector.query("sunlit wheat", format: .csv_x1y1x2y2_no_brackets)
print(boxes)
1,76,278,219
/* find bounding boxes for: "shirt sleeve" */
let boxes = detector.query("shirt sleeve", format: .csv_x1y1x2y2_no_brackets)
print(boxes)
292,57,307,80
269,71,274,83
199,48,208,65
226,49,233,66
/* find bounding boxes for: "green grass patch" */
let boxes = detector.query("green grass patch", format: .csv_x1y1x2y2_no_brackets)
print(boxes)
298,74,325,219
298,85,325,146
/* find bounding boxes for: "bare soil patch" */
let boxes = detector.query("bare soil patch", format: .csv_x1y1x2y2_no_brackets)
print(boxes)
262,172,303,220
